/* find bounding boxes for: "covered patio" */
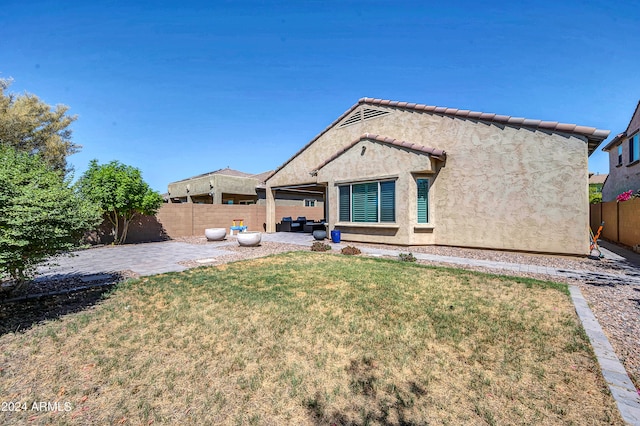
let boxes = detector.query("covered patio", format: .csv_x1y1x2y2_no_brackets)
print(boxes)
265,182,327,233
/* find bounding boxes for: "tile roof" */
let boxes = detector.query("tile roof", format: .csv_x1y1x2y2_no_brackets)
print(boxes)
360,98,609,153
602,100,640,151
602,133,626,151
312,133,446,173
588,173,607,185
267,97,611,181
170,167,274,185
250,170,275,188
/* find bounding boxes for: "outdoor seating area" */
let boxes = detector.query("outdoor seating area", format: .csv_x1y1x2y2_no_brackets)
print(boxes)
275,216,326,233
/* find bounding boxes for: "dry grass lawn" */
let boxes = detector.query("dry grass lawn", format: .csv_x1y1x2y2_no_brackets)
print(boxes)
0,252,623,425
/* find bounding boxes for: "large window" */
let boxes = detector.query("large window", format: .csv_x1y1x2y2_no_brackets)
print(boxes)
630,134,640,163
338,180,395,223
417,178,429,223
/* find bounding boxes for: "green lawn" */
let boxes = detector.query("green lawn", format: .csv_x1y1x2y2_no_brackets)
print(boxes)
0,252,623,425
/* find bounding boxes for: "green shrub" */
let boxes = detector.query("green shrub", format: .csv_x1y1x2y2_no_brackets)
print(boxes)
399,253,417,262
0,147,101,291
78,160,163,244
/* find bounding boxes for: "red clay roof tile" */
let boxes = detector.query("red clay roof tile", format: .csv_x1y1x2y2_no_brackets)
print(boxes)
267,97,610,182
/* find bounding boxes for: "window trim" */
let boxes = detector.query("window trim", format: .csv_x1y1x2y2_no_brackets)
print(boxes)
416,177,430,224
618,144,623,166
337,179,396,224
630,134,640,163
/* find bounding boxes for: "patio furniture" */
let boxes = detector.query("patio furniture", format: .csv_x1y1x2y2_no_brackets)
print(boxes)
303,221,327,233
276,217,302,232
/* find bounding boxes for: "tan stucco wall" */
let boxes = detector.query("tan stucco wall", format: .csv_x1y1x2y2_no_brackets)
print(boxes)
267,104,591,254
316,139,437,245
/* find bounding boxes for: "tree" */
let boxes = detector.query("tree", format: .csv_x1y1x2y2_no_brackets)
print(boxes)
0,146,102,291
78,160,164,244
0,78,79,173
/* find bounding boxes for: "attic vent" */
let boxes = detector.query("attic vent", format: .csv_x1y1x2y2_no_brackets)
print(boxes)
363,108,390,120
339,108,391,127
340,110,362,127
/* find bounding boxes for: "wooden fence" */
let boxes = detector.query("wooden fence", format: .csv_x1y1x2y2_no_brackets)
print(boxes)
590,199,640,248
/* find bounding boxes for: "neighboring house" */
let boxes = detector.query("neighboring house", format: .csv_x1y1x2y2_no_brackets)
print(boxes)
168,167,271,204
588,172,607,203
265,98,610,255
601,100,640,202
589,173,607,192
167,167,324,207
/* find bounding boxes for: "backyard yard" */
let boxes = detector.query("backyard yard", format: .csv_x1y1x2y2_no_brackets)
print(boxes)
0,252,623,425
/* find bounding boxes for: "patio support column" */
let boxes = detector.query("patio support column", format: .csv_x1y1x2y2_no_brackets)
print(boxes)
266,187,276,233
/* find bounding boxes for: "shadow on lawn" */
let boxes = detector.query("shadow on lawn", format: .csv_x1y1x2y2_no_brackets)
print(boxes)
0,273,121,336
305,356,428,426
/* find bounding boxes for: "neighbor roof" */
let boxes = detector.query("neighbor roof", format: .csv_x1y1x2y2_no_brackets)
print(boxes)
589,173,608,185
268,97,610,181
171,167,272,184
251,170,275,188
311,133,446,174
602,100,640,152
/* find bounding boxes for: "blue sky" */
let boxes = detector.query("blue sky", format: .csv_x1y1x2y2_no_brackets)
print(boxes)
1,0,638,192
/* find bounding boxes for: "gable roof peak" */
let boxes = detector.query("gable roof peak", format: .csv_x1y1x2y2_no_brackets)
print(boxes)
311,133,446,174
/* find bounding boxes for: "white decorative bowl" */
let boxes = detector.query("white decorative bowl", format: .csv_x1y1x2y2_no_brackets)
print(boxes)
205,228,226,241
237,231,261,247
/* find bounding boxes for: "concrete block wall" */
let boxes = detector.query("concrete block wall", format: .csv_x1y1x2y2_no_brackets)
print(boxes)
133,204,324,240
618,198,640,247
156,204,193,237
591,199,640,248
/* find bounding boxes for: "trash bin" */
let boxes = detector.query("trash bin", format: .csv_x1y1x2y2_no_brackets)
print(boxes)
330,230,341,243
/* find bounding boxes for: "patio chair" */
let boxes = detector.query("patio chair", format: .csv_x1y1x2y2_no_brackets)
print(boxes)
277,216,300,232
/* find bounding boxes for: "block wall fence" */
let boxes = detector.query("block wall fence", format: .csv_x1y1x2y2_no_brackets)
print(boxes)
113,204,325,244
590,199,640,248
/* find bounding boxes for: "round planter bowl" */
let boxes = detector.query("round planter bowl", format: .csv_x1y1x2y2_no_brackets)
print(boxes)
312,229,327,240
205,228,226,241
237,231,262,247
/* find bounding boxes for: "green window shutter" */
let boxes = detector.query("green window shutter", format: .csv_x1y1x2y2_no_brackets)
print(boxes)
379,181,395,222
339,185,350,222
417,179,429,223
352,182,378,222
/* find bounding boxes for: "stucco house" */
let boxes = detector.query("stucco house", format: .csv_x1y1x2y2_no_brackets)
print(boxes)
168,167,324,207
167,167,272,204
265,98,610,255
589,173,608,191
601,100,640,202
588,172,607,203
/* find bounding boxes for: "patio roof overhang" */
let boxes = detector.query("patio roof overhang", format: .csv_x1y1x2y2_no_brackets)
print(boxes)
270,183,326,193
